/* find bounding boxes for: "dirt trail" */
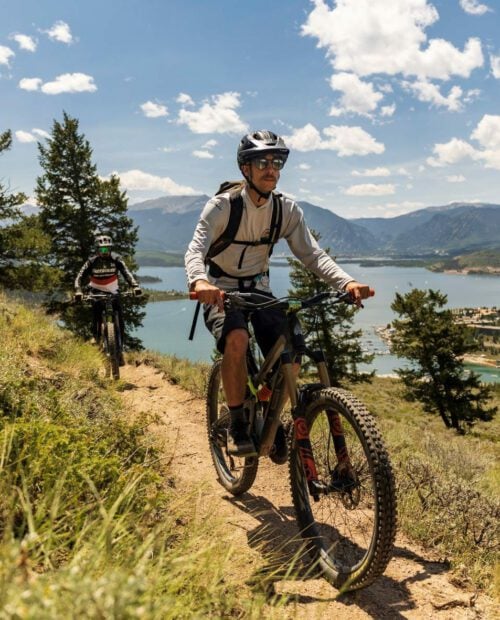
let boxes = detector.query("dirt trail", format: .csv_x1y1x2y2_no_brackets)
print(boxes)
121,361,498,619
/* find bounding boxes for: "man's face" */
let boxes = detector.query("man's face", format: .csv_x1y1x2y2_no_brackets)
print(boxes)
243,154,284,194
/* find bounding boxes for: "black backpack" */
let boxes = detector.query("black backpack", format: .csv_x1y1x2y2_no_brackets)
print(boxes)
188,182,283,341
206,181,283,270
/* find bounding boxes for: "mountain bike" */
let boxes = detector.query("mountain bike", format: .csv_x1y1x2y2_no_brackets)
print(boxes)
81,291,132,380
191,289,397,591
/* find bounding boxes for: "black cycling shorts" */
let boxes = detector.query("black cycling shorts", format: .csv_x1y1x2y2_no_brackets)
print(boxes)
203,293,288,356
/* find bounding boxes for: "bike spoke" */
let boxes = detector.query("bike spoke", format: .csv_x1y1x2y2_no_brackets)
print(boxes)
290,388,396,590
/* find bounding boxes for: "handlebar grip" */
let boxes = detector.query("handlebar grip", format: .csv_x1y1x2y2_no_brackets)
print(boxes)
189,291,226,301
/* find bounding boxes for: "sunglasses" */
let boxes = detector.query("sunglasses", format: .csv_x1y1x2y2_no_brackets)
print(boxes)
252,157,285,171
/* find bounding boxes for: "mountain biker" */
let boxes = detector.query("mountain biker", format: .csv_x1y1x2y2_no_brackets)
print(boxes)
185,130,372,457
74,234,142,364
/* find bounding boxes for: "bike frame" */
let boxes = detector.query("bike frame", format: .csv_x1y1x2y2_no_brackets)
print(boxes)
83,291,130,351
242,295,354,500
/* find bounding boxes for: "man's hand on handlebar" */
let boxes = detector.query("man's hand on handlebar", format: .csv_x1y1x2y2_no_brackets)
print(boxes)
345,281,374,307
192,279,224,311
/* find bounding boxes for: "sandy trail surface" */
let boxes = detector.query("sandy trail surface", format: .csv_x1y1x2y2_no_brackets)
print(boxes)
120,361,498,619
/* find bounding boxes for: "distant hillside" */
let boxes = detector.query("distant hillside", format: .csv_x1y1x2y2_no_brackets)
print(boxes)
296,201,378,254
429,247,500,274
352,202,500,254
129,195,378,255
128,197,500,258
130,194,209,214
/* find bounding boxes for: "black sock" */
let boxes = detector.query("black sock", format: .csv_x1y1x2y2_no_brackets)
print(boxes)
228,404,245,425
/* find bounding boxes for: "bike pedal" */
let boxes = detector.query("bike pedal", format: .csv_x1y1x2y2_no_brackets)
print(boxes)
226,434,257,457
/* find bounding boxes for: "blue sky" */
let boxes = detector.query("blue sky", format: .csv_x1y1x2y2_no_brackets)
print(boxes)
1,0,500,219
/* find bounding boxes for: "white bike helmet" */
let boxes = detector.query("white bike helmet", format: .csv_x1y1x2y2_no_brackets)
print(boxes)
96,234,113,253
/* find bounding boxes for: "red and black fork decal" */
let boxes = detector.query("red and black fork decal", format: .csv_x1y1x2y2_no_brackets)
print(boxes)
294,417,320,494
326,409,352,470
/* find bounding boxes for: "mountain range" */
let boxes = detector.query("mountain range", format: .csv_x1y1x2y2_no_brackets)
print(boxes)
130,196,500,257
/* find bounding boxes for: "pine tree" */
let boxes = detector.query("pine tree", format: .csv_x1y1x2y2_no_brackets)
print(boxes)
287,233,373,386
0,130,53,290
391,288,497,431
35,112,145,348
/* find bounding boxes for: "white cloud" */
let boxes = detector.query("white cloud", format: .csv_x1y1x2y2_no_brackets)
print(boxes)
15,128,51,143
352,167,391,177
177,92,248,134
427,115,500,169
344,183,395,196
446,175,466,183
192,150,214,159
464,88,481,104
470,115,500,168
284,123,323,151
10,34,37,52
140,101,168,118
285,123,384,156
427,137,477,167
403,79,464,111
202,139,217,149
32,128,50,139
491,55,500,79
0,45,15,66
19,77,42,91
323,124,385,156
177,92,194,106
298,163,311,170
15,130,36,143
471,114,500,150
459,0,491,15
380,104,396,117
114,169,199,195
45,21,73,44
301,0,483,81
40,73,97,94
328,72,383,116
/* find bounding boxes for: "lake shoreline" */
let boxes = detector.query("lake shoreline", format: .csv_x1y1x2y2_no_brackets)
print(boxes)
463,355,499,368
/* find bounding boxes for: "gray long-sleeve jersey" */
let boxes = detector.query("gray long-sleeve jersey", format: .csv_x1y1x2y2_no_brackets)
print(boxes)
184,186,355,293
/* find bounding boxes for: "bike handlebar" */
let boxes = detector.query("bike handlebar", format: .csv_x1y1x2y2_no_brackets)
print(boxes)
79,290,135,302
189,288,374,311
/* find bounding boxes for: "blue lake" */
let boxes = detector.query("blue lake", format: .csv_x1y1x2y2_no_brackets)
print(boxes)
136,264,500,383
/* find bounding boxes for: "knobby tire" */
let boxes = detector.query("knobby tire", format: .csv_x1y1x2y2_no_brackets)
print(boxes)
289,388,397,591
206,360,258,495
106,321,120,380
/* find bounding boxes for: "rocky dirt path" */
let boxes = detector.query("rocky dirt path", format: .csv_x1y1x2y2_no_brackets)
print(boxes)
120,361,498,619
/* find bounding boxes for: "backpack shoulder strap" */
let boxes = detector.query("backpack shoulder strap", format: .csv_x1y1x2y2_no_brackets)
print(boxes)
206,187,283,264
267,192,283,256
206,191,244,261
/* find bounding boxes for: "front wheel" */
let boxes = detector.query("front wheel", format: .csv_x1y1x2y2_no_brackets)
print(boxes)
289,388,397,591
104,321,120,380
206,360,258,495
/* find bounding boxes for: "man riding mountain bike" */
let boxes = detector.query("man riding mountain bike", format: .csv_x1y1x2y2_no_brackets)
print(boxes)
185,130,372,457
74,234,142,365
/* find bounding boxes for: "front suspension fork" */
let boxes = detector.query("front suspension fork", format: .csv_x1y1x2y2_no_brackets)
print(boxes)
287,356,354,500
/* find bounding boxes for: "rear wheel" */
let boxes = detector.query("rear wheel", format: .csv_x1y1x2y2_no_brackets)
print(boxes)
289,388,397,591
105,321,120,380
206,360,258,495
